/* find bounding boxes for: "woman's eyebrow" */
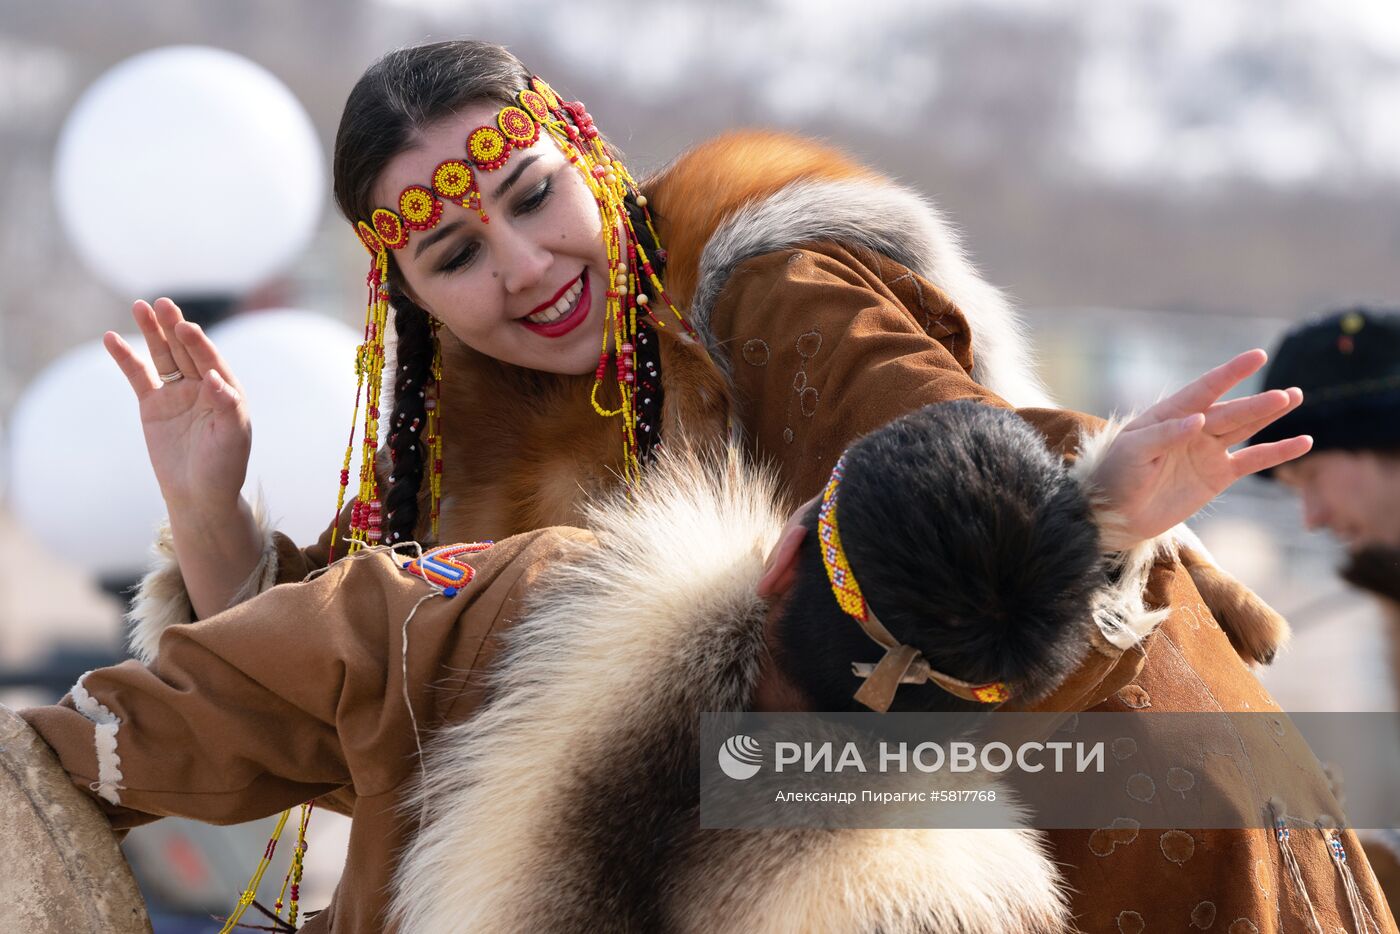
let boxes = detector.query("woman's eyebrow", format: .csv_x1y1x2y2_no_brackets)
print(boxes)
409,155,544,258
485,154,541,200
415,220,464,258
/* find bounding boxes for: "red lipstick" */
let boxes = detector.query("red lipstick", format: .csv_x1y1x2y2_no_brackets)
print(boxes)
521,270,591,338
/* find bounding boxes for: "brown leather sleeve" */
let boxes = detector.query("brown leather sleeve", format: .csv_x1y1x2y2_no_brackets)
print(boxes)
707,243,1101,501
21,528,578,828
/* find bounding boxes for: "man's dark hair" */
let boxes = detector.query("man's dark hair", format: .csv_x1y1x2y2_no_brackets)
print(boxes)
772,401,1104,712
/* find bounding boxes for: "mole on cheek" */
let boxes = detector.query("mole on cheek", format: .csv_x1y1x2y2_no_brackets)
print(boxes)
492,271,499,279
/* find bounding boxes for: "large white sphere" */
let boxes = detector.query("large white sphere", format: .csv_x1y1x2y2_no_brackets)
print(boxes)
5,310,361,579
206,309,361,545
53,46,324,297
5,338,166,578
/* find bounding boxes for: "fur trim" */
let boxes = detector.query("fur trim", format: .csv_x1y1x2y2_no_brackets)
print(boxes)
1068,421,1294,663
1069,418,1175,649
126,501,279,663
390,451,1068,934
1178,542,1291,665
70,671,122,805
689,177,1053,408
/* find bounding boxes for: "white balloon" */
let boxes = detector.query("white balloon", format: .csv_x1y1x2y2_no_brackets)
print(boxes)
206,310,362,545
53,46,324,297
6,338,166,578
5,310,361,578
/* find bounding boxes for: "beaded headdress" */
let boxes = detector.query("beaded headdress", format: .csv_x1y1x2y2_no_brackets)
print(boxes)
817,455,1014,713
331,76,693,555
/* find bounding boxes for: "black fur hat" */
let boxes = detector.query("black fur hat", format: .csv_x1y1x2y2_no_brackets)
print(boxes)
777,400,1105,711
1248,307,1400,474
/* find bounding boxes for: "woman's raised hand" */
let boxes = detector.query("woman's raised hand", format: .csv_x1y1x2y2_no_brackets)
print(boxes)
105,298,252,516
1089,349,1311,550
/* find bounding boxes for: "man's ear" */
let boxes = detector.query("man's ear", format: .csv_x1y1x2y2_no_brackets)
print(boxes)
757,523,807,600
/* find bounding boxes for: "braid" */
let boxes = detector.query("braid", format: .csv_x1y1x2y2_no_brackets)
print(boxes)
626,193,666,461
625,194,666,279
384,287,437,545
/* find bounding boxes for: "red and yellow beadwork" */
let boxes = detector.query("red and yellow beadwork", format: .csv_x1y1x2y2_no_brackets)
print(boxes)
818,455,1013,707
337,74,696,542
399,185,442,230
817,456,869,622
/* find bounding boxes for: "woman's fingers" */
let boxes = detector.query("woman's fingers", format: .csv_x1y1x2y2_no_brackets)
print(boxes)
1133,349,1269,426
1229,435,1313,477
1117,413,1205,463
103,331,160,396
1212,387,1303,447
178,320,243,395
153,298,199,379
202,368,243,410
132,300,180,379
1204,387,1299,441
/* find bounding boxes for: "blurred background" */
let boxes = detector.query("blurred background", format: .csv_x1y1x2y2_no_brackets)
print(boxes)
1,0,1398,928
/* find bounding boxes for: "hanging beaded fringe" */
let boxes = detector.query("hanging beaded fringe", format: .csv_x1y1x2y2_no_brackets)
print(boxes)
1268,800,1324,934
1326,828,1384,934
217,807,293,933
426,321,444,540
272,802,314,927
332,248,391,558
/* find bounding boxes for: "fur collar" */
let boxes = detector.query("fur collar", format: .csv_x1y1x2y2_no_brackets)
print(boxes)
389,452,1069,933
646,131,1053,408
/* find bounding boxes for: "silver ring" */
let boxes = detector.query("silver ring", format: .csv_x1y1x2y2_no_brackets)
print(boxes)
159,369,185,384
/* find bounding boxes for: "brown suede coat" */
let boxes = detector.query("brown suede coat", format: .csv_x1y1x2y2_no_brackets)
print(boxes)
25,529,581,933
128,131,1393,931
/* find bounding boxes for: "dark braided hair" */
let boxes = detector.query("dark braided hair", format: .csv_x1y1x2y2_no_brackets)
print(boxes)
383,286,436,544
332,42,533,545
626,197,667,462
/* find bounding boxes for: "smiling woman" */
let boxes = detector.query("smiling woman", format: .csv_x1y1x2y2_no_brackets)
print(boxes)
374,121,613,374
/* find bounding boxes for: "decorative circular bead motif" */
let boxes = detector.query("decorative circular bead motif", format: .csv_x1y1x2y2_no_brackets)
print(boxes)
356,220,383,255
530,76,559,110
431,160,475,202
467,126,509,171
398,185,443,231
498,106,540,148
518,89,552,122
371,208,407,250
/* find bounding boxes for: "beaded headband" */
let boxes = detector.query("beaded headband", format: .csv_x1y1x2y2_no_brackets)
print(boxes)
331,76,694,556
817,455,1013,712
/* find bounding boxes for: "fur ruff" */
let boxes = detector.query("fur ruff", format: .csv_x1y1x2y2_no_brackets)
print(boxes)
1070,419,1293,662
390,452,1068,934
1069,418,1175,649
647,132,1052,408
125,502,279,663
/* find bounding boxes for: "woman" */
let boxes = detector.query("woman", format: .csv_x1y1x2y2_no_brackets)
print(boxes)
107,40,1304,655
94,40,1369,931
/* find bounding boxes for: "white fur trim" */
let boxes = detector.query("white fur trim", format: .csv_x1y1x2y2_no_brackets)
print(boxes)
126,501,279,663
390,451,1068,934
670,823,1067,934
1070,418,1176,649
70,671,122,805
689,178,1054,408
